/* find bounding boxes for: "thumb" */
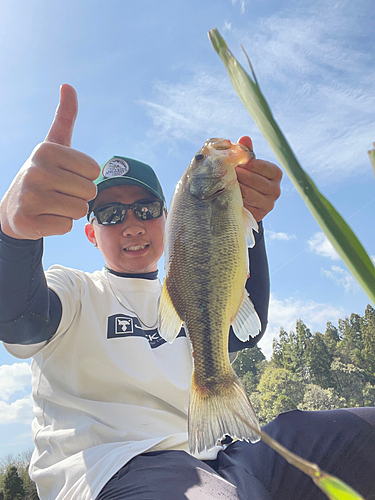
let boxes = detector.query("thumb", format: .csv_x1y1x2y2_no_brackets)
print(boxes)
45,84,78,147
237,136,254,151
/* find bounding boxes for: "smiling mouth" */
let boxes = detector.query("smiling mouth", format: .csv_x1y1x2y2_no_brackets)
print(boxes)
124,244,149,251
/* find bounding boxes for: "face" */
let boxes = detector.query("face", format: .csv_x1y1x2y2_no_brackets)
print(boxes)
85,185,166,274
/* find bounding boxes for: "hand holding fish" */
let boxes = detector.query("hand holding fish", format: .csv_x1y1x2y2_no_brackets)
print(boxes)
235,136,282,222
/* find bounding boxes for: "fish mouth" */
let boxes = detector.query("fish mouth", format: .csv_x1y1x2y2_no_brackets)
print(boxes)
209,138,232,150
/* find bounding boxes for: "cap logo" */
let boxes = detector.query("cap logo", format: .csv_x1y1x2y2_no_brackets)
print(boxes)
103,158,130,178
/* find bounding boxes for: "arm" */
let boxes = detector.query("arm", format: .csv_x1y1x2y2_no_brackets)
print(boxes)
0,85,100,350
228,221,269,352
0,226,62,345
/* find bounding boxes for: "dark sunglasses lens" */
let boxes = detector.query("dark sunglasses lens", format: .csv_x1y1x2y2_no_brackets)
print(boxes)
133,200,163,220
96,205,125,225
93,200,164,225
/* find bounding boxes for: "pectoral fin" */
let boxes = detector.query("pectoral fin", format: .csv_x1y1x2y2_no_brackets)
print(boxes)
232,292,261,341
243,207,258,248
158,282,183,343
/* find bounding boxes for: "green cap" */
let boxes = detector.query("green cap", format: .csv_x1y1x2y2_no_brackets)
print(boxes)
87,156,165,219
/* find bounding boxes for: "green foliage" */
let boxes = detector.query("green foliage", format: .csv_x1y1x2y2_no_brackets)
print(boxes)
299,385,346,411
306,332,335,389
233,304,375,424
3,466,24,500
360,304,375,376
0,452,38,500
232,345,266,380
324,322,340,356
257,366,304,422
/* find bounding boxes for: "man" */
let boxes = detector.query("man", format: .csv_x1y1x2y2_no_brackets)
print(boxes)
0,85,374,500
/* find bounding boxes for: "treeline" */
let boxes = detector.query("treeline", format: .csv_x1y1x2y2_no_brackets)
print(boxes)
233,304,375,425
0,451,38,499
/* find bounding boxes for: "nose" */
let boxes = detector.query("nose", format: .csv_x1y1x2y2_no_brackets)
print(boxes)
121,209,146,237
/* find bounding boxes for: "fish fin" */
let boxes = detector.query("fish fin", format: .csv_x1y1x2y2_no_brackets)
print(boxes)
242,207,258,248
189,374,260,455
158,282,183,343
232,292,261,341
228,351,238,364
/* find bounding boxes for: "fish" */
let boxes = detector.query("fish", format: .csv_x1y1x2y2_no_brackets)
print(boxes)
158,138,262,454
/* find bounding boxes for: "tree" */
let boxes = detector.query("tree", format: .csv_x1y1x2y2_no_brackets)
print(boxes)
270,328,286,368
232,345,267,397
232,345,266,379
324,321,340,355
257,365,304,423
298,384,345,411
363,382,375,407
336,314,363,365
3,466,24,500
305,332,335,389
360,304,375,377
277,320,312,381
330,359,366,406
0,450,39,500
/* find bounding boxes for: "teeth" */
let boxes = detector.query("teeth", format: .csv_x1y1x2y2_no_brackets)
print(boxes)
125,244,147,251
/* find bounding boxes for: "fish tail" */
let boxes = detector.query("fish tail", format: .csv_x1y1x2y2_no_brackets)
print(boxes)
188,375,260,455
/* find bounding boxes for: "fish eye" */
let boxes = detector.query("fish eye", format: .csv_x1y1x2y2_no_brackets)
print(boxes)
195,154,205,161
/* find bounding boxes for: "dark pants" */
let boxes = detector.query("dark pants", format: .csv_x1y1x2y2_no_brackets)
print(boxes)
96,409,375,500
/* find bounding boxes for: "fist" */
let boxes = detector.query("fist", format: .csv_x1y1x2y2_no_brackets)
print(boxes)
0,85,100,239
236,136,282,222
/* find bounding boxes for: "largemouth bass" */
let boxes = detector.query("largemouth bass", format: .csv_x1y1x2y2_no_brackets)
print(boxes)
158,138,261,454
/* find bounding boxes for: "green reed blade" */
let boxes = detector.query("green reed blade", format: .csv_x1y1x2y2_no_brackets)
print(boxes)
208,28,375,305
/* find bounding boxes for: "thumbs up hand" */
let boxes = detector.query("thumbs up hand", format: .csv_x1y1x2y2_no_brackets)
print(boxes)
0,84,100,240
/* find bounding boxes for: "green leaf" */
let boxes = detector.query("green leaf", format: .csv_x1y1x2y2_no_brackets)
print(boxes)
208,28,375,305
317,473,365,500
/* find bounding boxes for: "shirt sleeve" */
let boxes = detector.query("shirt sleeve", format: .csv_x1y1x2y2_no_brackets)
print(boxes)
0,225,62,355
228,220,270,353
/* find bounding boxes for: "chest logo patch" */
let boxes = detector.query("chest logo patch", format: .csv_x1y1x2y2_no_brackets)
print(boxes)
116,317,133,334
107,314,186,348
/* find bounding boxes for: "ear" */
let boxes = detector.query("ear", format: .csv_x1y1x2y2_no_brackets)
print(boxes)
85,223,97,246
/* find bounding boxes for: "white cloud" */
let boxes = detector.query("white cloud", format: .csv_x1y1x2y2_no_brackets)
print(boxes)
371,255,375,264
308,232,340,260
265,230,296,241
231,0,246,14
138,70,258,149
0,363,31,402
228,3,375,182
321,265,360,293
223,21,232,32
139,1,374,184
0,363,33,426
258,293,344,359
0,396,33,425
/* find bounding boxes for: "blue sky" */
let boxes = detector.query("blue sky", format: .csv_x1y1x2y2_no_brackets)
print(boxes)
0,0,374,458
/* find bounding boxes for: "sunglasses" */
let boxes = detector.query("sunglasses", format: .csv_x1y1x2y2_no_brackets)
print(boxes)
89,199,165,225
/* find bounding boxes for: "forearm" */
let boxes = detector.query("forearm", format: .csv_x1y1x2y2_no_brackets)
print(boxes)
0,225,62,345
229,221,270,352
